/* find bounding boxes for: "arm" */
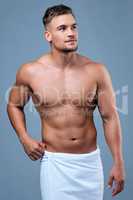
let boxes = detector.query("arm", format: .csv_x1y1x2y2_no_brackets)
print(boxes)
97,64,125,196
7,63,45,160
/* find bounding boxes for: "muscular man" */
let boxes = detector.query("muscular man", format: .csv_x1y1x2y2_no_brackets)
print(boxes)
7,4,125,200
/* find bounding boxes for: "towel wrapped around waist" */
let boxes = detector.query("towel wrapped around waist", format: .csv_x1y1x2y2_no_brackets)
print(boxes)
40,146,104,200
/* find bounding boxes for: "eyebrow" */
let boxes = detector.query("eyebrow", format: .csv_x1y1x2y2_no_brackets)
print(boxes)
56,23,78,29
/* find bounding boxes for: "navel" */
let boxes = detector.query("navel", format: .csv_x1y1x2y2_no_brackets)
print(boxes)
71,137,77,141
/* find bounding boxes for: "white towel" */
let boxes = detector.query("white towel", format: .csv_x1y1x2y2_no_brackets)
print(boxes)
40,146,104,200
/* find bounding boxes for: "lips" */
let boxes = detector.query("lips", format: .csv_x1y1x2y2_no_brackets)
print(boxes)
65,40,77,43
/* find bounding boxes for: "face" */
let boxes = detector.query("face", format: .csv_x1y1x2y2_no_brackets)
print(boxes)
45,14,78,52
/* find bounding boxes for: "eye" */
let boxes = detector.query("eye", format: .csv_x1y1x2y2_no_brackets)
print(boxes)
72,25,77,30
58,26,66,31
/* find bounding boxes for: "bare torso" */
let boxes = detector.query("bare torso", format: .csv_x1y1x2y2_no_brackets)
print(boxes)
28,53,98,153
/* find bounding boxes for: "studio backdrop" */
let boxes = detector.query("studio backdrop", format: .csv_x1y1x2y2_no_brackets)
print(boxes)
0,0,131,200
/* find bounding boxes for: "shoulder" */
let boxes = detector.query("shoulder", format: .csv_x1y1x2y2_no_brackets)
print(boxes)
77,54,106,72
77,54,93,66
93,63,112,84
79,55,112,85
16,61,41,85
91,63,113,90
16,54,49,85
82,57,112,81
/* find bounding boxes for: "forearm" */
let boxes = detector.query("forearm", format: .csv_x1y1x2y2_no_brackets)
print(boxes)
7,104,29,144
102,112,124,165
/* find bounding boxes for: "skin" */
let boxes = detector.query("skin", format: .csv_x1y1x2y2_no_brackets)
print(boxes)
7,14,125,196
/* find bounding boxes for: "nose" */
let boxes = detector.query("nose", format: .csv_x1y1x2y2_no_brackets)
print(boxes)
67,27,76,37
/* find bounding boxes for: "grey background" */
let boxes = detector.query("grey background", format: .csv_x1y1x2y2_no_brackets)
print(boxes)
0,0,131,199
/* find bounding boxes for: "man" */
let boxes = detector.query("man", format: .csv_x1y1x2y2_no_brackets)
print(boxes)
7,4,125,200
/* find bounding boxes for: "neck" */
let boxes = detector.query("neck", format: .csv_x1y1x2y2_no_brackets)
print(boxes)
50,48,77,69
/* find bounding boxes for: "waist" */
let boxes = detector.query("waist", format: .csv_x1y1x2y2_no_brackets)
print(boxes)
41,145,101,161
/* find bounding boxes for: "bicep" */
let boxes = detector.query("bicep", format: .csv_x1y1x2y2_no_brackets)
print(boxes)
8,84,31,108
8,65,32,108
97,65,116,120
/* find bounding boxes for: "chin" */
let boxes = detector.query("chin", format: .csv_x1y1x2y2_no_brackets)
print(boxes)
62,46,78,53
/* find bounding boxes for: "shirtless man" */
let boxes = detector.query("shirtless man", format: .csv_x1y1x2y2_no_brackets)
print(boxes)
7,4,125,200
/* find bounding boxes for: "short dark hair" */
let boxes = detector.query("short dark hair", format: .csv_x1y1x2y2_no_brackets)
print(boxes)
42,4,75,28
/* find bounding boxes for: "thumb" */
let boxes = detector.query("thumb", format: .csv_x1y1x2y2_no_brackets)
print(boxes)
108,174,114,188
39,141,45,149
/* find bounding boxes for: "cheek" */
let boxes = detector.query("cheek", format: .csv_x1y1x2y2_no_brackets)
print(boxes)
75,31,78,39
52,34,64,44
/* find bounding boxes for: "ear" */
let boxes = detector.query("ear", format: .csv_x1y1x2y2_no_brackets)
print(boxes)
44,30,52,43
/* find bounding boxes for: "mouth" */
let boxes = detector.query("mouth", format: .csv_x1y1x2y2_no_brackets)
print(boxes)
65,40,77,43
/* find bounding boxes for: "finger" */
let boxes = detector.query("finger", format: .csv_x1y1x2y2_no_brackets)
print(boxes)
112,181,123,196
29,150,41,159
120,180,125,191
33,151,42,157
30,155,37,161
108,175,114,188
36,146,44,154
33,153,42,160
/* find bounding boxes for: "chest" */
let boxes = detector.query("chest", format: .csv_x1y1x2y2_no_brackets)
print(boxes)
30,68,97,107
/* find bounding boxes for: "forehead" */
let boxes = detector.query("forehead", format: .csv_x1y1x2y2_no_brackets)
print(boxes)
49,14,76,28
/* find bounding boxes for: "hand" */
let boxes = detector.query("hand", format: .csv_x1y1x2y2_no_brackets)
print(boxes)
21,136,45,161
108,163,125,196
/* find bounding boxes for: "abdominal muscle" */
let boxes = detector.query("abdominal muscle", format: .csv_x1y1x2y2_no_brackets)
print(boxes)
40,105,97,153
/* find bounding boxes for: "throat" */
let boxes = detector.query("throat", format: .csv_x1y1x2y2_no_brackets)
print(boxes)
51,51,78,69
